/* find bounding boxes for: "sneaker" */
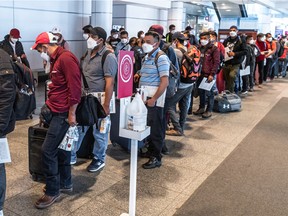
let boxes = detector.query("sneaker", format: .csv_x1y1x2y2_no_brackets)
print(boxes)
193,108,205,115
165,129,183,136
87,158,105,173
142,157,162,169
0,210,3,216
70,160,77,165
248,88,254,92
202,111,212,119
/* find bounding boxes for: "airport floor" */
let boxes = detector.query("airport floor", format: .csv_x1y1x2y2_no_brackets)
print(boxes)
3,77,288,216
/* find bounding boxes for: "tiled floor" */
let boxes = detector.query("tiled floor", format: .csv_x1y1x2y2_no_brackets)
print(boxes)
3,78,288,216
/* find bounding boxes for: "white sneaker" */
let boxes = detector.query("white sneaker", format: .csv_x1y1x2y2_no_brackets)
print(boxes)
0,209,4,216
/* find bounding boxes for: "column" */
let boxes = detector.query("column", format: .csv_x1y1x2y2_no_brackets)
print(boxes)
91,0,113,34
168,1,184,31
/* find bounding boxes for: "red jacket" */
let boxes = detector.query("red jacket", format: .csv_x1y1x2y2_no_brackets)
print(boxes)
255,40,267,62
47,47,81,113
200,43,220,76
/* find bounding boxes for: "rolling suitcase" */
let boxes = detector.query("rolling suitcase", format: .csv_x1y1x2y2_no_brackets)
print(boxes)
213,90,241,113
28,124,47,181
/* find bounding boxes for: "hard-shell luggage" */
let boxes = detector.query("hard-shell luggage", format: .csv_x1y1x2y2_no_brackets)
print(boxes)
110,99,144,152
213,90,241,113
28,124,47,181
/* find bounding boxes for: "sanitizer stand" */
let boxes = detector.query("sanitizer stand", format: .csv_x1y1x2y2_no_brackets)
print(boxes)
119,97,150,216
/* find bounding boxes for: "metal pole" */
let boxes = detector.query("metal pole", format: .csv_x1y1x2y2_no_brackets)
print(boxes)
129,139,138,216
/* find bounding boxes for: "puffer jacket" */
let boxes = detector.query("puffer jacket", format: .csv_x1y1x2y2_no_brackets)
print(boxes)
0,34,30,68
223,36,247,65
200,43,220,77
0,48,16,137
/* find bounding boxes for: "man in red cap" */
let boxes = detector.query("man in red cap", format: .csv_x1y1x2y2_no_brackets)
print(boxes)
31,32,81,209
0,28,30,67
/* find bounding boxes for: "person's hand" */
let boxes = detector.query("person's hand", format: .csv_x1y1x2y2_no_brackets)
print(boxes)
227,51,235,57
68,112,77,127
103,104,110,115
207,75,213,82
134,73,140,83
146,98,156,107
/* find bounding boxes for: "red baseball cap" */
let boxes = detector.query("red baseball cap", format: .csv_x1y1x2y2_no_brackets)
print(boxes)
149,24,165,38
10,28,21,39
31,32,58,50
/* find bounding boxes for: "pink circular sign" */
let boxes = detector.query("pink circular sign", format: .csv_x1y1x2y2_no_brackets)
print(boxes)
120,54,133,83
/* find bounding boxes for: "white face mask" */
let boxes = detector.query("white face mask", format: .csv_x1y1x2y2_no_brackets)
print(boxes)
200,39,209,46
171,30,175,34
83,34,89,40
11,38,18,43
142,43,154,53
140,34,145,39
121,38,128,44
113,34,118,39
267,37,272,42
249,40,255,45
184,40,188,46
260,37,265,42
87,37,98,49
40,52,50,62
230,31,237,37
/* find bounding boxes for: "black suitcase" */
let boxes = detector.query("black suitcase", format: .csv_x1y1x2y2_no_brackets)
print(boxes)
110,99,144,152
28,124,47,181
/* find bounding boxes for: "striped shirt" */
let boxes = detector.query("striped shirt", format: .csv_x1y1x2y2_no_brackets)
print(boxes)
139,48,169,87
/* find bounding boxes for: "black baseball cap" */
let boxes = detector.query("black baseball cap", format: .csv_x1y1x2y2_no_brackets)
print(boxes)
172,31,188,40
230,25,238,30
90,27,107,41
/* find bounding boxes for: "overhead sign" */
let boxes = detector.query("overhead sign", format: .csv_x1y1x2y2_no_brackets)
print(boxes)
117,50,134,98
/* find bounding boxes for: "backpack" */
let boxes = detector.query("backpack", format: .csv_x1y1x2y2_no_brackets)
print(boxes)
180,45,202,84
278,42,284,58
155,50,179,98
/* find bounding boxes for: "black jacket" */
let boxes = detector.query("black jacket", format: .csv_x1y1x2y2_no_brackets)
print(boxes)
223,36,248,65
0,49,16,137
0,34,30,68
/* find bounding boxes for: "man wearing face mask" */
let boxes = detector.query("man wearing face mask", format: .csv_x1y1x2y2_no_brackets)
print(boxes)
50,27,70,51
166,24,176,43
255,33,268,87
193,32,220,119
31,32,81,209
222,25,247,93
0,28,30,68
165,31,192,136
71,27,117,171
184,26,198,46
245,36,260,92
107,29,120,50
134,31,169,169
264,33,277,81
114,30,131,57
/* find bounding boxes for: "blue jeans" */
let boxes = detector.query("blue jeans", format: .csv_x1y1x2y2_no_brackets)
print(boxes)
279,59,288,77
0,163,5,211
198,76,216,112
165,86,193,132
71,118,109,163
42,114,70,196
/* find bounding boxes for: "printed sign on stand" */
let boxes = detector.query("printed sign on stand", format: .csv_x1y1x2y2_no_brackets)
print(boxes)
118,50,134,99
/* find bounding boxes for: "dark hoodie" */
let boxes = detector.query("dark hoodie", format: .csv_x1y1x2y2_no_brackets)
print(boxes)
223,36,247,65
0,34,30,68
200,43,220,76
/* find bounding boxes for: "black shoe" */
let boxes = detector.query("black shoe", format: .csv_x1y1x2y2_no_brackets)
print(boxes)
142,157,162,169
193,108,205,115
161,145,170,155
139,150,153,158
202,111,212,119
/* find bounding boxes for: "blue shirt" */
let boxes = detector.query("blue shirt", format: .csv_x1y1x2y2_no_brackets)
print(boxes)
139,48,170,87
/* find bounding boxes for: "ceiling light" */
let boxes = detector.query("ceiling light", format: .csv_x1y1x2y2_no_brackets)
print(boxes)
226,9,231,11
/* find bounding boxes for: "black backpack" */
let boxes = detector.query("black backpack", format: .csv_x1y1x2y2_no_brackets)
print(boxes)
278,42,285,57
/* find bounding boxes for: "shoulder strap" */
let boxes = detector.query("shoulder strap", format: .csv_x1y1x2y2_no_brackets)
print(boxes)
154,50,166,68
101,49,112,69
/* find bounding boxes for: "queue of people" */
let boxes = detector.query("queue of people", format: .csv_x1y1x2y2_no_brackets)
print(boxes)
1,23,288,214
